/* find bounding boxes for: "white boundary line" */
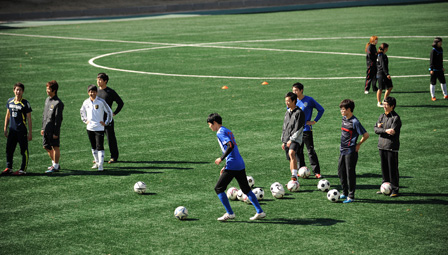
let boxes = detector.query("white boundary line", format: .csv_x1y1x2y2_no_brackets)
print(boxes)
1,32,446,79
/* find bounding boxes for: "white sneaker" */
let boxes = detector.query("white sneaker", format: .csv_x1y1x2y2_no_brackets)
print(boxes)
250,212,266,220
91,163,98,169
364,91,369,94
377,102,383,107
217,213,235,221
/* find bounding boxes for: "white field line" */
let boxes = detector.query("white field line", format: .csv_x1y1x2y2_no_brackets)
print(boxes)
1,32,446,79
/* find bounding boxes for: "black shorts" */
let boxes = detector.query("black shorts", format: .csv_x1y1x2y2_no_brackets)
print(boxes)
43,132,60,149
377,74,393,90
284,141,301,161
87,130,105,151
430,70,446,85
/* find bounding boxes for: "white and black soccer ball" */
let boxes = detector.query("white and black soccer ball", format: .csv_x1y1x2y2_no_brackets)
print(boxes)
271,182,285,198
287,180,300,192
174,206,188,220
133,181,147,194
327,189,340,202
380,182,392,195
317,179,331,192
247,176,255,188
252,187,265,201
298,166,311,179
237,189,244,201
226,187,239,200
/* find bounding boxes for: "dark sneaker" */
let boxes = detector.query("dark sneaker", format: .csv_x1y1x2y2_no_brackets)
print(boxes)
291,175,298,181
2,168,12,174
315,173,322,179
46,166,60,173
12,170,26,175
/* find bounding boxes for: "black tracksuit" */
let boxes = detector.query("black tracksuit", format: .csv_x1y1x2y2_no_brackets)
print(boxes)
365,44,378,92
429,47,445,84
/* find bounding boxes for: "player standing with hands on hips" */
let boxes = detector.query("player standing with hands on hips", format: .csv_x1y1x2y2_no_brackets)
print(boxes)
42,80,64,173
96,73,124,163
292,82,325,179
429,37,447,101
80,85,113,171
374,97,401,197
207,113,265,221
2,83,32,175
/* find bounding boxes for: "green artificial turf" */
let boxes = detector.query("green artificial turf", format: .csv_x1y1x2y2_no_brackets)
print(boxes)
0,2,447,254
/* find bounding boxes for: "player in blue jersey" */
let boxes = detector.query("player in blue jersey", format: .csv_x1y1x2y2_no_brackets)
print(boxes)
338,99,369,203
3,83,33,175
207,113,265,221
292,82,325,178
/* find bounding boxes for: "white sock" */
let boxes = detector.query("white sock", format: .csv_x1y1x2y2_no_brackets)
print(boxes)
441,83,447,96
91,149,99,163
54,163,59,168
98,150,105,169
292,169,298,176
52,160,55,165
430,84,436,98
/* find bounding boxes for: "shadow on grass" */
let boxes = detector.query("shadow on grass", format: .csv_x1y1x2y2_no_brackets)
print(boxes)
358,192,448,205
117,160,209,165
228,218,345,226
321,173,412,179
0,169,165,177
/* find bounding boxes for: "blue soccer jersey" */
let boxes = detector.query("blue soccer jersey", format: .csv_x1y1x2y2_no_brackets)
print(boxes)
6,97,32,132
340,115,367,155
296,95,325,132
216,126,245,170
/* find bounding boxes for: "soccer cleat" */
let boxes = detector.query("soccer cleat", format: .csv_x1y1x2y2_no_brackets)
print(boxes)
390,193,398,197
108,159,116,164
291,175,298,181
46,166,60,173
343,198,354,203
444,95,448,99
377,102,383,107
315,173,322,179
91,163,98,169
2,168,12,174
12,170,26,175
364,91,369,94
250,212,266,220
376,190,382,194
432,97,436,101
340,194,347,200
217,213,235,221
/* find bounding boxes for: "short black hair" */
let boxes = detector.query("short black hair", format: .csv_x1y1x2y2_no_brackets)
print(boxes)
87,84,97,92
207,113,222,124
292,82,304,91
432,37,443,48
383,96,397,109
339,99,355,112
285,92,297,103
97,73,109,83
13,82,25,91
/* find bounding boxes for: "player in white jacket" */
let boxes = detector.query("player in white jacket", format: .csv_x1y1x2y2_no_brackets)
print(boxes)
80,84,113,171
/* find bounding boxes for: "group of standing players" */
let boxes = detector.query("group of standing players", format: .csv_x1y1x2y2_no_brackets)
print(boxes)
2,73,124,175
365,36,447,103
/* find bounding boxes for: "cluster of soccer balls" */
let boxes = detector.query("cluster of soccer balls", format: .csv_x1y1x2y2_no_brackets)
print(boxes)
226,176,265,203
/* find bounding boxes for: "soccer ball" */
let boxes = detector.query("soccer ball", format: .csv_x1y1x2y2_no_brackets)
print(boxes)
133,181,146,194
247,176,255,188
287,180,300,192
174,206,188,220
317,179,331,192
380,182,392,195
226,187,238,200
252,187,265,201
237,189,244,201
298,166,311,179
271,182,285,199
327,189,340,202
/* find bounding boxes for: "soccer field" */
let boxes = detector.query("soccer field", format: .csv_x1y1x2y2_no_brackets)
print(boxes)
1,2,448,254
